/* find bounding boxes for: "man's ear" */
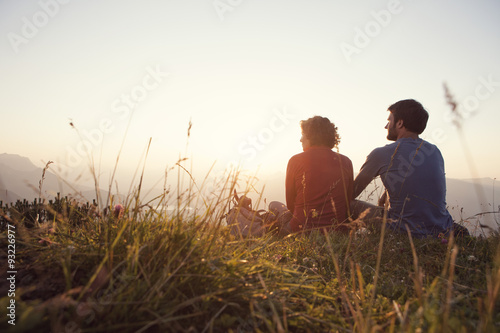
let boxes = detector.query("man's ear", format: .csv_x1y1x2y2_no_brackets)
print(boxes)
396,119,404,129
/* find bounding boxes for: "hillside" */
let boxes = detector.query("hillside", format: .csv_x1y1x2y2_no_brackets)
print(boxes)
0,153,102,204
0,185,498,332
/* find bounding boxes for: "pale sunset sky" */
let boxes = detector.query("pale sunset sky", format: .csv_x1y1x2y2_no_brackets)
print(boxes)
1,0,499,195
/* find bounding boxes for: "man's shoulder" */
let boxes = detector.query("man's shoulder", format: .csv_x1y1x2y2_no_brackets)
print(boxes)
420,139,440,152
370,139,441,154
367,142,399,158
403,139,442,157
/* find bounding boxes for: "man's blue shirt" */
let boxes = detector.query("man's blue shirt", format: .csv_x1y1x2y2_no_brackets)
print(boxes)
354,138,453,236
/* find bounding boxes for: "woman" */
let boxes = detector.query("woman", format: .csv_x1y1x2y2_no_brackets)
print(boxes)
285,116,353,233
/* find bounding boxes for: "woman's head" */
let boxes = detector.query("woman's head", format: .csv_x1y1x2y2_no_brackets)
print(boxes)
300,116,340,150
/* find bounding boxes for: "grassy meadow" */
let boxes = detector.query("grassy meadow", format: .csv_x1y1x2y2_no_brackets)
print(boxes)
0,162,499,333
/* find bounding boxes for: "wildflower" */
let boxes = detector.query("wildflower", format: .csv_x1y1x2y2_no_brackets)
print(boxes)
438,233,448,244
113,204,124,218
302,257,317,269
38,238,53,245
355,228,370,235
274,254,287,263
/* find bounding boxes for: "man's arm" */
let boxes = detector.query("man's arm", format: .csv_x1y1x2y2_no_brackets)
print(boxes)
353,149,382,199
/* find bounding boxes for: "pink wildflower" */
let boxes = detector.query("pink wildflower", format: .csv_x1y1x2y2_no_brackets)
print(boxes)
113,204,124,218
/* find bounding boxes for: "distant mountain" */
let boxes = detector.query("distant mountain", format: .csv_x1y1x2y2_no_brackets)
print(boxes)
446,178,499,213
0,153,39,173
0,153,100,204
0,188,22,203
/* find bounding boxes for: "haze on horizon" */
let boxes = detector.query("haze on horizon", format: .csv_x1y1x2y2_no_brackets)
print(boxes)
1,0,500,192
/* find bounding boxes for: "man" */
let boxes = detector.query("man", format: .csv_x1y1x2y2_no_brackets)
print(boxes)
352,99,454,237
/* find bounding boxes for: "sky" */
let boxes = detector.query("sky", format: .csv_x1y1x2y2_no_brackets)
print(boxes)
1,0,500,199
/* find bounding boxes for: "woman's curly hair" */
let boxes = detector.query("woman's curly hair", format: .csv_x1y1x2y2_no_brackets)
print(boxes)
300,116,340,149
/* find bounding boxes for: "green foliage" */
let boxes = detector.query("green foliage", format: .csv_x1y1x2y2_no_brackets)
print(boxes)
0,178,499,333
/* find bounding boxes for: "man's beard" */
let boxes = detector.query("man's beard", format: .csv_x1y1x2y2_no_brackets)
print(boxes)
387,123,397,141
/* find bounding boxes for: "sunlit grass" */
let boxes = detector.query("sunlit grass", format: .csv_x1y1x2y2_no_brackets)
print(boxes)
0,159,499,332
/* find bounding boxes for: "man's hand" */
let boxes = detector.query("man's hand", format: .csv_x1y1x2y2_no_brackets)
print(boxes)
378,191,388,207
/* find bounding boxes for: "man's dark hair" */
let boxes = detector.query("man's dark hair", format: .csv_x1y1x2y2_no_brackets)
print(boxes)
300,116,340,149
388,99,429,134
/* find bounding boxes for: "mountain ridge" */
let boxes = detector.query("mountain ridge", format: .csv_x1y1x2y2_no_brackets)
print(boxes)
0,153,104,204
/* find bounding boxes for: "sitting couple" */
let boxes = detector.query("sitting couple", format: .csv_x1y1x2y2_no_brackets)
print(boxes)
271,99,461,238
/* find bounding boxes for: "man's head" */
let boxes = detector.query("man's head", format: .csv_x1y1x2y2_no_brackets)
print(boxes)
300,116,340,151
385,99,429,141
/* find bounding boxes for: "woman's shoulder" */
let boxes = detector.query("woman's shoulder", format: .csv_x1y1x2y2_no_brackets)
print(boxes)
287,151,306,166
336,152,353,168
335,151,352,160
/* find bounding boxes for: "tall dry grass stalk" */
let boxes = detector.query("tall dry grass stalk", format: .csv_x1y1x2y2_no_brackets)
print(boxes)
443,83,489,224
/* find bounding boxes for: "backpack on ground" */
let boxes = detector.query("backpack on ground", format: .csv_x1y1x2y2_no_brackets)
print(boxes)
225,190,280,238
